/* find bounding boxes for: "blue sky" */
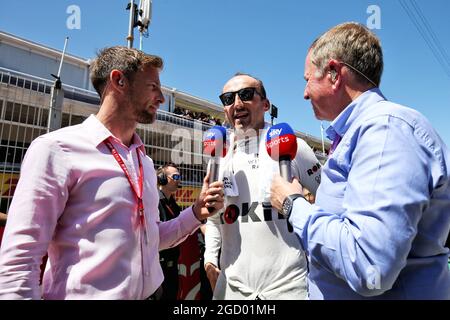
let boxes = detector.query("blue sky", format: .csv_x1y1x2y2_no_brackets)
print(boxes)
1,0,449,145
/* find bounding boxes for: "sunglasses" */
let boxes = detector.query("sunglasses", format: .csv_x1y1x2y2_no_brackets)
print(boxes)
169,174,182,181
219,87,263,106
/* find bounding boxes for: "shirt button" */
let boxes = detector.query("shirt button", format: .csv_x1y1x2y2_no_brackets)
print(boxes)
145,272,150,276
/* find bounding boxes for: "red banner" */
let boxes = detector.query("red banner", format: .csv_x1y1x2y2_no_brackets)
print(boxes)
177,231,202,300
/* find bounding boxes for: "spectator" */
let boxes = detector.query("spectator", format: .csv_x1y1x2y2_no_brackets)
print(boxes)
174,106,183,115
156,163,183,300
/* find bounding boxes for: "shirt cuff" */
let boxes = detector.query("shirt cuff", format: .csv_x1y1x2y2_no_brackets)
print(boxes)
179,206,202,231
203,256,219,268
288,197,313,251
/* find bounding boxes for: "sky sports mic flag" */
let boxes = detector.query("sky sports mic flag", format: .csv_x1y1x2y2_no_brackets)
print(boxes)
203,126,227,213
203,126,227,158
266,123,298,181
203,126,227,183
266,123,298,232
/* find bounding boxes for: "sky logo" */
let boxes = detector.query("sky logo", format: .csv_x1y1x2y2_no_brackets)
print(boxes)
269,128,282,138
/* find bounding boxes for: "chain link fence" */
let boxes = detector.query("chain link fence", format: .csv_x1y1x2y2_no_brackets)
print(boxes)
0,69,212,212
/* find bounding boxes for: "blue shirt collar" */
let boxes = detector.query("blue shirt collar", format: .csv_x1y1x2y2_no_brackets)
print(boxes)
326,88,386,141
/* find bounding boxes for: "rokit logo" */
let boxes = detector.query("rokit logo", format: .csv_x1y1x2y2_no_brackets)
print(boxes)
220,202,286,224
307,162,321,176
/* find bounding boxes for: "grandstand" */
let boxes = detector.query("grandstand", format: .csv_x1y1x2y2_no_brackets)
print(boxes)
0,30,330,213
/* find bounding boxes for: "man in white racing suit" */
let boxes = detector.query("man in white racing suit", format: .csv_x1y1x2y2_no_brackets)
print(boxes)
204,73,322,299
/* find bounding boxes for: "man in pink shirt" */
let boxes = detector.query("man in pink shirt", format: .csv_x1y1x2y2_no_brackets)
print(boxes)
0,46,224,300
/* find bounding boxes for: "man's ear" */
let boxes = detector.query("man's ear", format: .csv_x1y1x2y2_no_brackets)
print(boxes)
327,59,341,84
330,69,337,82
263,99,271,112
110,70,126,89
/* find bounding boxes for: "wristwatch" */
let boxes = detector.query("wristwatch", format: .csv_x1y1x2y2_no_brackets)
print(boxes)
281,193,304,218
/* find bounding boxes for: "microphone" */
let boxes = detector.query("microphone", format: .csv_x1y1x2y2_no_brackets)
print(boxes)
265,123,298,181
203,126,227,212
266,123,298,232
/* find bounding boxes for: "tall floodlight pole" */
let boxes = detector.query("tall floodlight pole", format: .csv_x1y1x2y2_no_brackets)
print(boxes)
126,0,137,48
139,32,144,50
137,0,152,50
47,37,69,133
127,0,152,49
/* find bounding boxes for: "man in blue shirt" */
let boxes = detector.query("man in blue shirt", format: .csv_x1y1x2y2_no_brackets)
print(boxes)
270,22,450,299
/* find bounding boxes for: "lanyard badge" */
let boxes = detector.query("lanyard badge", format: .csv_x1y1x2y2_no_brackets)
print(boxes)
105,138,148,244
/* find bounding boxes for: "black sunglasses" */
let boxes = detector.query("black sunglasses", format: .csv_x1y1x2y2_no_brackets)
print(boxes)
219,87,263,106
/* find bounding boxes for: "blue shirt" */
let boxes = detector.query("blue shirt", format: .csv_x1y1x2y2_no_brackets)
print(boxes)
290,88,450,299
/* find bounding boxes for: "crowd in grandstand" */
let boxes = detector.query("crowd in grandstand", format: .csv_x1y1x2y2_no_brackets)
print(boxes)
173,106,222,126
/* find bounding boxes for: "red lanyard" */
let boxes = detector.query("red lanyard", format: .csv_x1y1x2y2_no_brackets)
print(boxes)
104,137,148,244
163,200,176,217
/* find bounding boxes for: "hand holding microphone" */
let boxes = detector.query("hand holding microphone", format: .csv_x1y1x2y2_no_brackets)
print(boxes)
192,172,225,222
202,126,227,213
266,123,301,232
266,123,298,181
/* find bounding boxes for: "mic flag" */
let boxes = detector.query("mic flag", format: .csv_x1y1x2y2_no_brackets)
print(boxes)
203,126,227,213
266,123,298,233
265,123,297,162
203,126,227,158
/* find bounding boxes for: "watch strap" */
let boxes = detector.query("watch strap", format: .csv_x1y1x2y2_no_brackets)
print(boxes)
283,193,305,219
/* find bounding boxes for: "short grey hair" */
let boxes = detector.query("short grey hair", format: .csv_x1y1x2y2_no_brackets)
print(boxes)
309,22,383,87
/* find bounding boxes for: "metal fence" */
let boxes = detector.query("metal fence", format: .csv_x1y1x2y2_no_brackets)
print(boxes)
0,70,212,212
